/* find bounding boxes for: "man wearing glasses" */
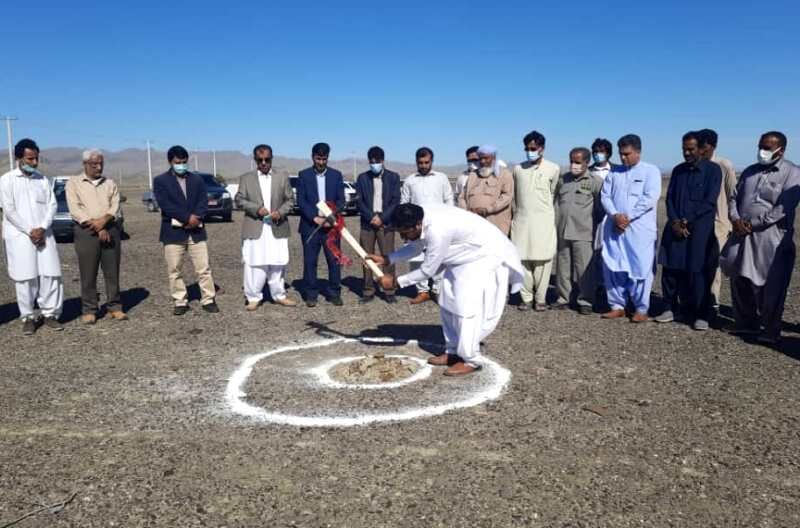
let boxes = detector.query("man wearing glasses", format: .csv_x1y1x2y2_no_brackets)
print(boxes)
235,144,296,311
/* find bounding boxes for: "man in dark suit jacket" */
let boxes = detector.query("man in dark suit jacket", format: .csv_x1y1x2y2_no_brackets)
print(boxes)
153,145,219,315
355,146,401,304
297,142,345,307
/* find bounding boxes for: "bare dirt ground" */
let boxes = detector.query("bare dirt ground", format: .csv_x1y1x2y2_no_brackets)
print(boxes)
1,201,799,527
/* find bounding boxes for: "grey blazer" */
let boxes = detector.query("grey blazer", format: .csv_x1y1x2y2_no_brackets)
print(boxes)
235,171,294,240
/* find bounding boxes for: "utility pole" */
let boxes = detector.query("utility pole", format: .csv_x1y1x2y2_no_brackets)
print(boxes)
2,116,17,171
212,149,217,177
146,139,153,190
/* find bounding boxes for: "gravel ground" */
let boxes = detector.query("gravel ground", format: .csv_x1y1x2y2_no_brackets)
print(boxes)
1,203,799,527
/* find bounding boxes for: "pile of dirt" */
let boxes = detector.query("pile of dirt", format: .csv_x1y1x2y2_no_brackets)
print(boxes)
330,354,419,384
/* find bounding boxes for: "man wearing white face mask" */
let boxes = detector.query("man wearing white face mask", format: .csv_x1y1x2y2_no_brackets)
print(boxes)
457,145,514,235
1,138,64,335
355,146,401,303
511,130,560,311
455,146,480,202
554,147,603,314
720,131,800,345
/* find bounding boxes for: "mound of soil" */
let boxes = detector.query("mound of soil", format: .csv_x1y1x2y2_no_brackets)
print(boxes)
330,354,419,384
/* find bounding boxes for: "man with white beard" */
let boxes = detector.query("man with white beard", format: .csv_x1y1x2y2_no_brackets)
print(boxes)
367,204,524,376
0,138,64,335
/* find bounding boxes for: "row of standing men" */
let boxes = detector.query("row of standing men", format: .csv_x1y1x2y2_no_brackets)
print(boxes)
2,131,798,345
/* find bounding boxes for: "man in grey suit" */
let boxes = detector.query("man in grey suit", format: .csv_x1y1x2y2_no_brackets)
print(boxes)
235,144,297,310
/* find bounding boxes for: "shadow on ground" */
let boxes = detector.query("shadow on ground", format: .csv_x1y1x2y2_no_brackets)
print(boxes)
305,320,444,354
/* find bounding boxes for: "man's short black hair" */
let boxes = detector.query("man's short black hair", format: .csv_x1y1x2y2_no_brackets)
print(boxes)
312,142,331,157
167,145,189,162
696,129,718,148
591,138,613,156
570,147,591,163
761,131,788,149
523,131,546,148
367,146,385,161
465,145,479,157
14,138,39,159
682,131,699,143
392,203,425,229
253,144,273,157
617,134,642,151
416,147,434,160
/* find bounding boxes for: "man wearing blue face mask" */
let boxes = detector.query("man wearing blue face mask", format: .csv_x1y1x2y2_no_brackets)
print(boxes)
355,146,401,304
720,131,800,345
153,145,219,315
589,138,620,309
0,138,64,335
511,130,560,311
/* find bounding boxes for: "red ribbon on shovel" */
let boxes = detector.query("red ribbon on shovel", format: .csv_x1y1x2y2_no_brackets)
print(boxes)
324,201,353,267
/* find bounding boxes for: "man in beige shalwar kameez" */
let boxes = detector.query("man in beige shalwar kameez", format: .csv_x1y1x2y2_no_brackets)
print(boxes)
511,131,560,311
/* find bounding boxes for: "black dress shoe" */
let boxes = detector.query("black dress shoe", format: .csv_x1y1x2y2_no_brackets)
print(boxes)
384,295,398,304
202,302,220,313
328,296,343,306
359,295,375,304
305,299,317,308
173,305,190,316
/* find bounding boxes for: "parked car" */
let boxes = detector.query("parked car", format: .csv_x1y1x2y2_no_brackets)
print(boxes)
287,176,359,216
141,172,233,221
51,176,74,242
226,183,242,210
201,173,233,221
142,190,159,212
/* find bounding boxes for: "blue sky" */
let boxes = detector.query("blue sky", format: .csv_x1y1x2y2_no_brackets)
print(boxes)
2,0,798,170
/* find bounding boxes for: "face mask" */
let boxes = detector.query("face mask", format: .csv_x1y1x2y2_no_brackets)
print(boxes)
467,161,479,171
20,163,36,174
571,163,586,175
526,150,541,162
172,163,189,175
592,152,607,164
478,167,493,177
370,163,383,174
758,148,780,165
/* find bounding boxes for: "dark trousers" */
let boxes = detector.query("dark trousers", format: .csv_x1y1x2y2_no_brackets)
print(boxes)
731,242,795,338
359,225,396,296
661,266,714,321
74,223,122,313
302,229,341,301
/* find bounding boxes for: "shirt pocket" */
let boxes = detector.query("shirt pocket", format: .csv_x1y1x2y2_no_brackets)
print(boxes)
629,179,645,197
689,181,705,201
757,180,782,204
575,186,594,206
34,185,49,204
535,175,552,192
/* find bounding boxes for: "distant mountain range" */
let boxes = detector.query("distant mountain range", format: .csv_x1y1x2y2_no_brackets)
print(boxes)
34,148,469,189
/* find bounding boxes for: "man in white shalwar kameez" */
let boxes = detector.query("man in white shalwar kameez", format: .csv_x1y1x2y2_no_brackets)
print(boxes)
400,147,454,304
0,139,64,335
368,204,524,376
236,145,295,310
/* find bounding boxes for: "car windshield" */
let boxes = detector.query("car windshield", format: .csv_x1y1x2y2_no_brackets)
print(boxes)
53,180,69,213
